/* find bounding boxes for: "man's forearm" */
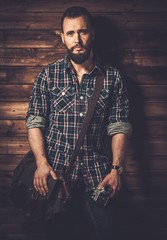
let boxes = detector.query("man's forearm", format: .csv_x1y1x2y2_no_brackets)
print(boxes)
111,133,127,168
28,128,48,167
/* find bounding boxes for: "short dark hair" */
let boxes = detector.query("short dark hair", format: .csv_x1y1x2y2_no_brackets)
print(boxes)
61,6,94,32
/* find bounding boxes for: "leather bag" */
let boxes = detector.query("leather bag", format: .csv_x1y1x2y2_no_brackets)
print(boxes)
11,151,70,222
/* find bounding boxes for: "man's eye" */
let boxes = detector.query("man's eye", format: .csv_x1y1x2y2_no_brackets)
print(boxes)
66,32,73,36
80,30,88,35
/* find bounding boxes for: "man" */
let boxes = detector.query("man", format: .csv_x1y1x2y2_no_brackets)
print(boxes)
26,6,132,240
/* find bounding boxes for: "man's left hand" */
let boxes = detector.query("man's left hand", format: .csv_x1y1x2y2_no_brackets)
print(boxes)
98,170,121,199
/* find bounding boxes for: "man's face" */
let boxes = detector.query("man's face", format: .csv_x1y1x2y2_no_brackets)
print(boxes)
61,16,95,64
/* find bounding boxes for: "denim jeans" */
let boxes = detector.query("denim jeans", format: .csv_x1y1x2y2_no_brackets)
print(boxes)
46,183,116,240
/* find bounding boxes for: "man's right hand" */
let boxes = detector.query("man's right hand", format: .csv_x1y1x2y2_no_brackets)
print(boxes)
33,163,57,195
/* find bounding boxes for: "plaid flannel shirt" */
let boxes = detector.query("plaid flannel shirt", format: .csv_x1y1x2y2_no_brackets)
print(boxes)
26,56,131,190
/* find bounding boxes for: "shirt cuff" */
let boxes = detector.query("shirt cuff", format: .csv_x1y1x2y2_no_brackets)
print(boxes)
26,115,46,129
107,122,132,137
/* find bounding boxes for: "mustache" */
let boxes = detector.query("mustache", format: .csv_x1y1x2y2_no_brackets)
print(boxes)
71,44,86,51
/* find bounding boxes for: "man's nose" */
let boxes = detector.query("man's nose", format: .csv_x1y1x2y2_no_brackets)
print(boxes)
74,33,81,44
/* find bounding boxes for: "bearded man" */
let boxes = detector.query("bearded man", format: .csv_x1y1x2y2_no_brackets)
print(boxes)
26,6,132,240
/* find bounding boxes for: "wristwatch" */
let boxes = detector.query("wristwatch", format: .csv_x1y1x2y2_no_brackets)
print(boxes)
111,165,123,174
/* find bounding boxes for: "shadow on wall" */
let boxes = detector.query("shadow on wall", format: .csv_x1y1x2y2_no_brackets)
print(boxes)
93,15,121,68
93,15,160,240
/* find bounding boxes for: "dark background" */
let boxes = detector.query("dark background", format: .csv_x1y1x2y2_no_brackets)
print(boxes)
0,0,167,239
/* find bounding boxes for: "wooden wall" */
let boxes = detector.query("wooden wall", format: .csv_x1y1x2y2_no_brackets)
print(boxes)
0,0,167,239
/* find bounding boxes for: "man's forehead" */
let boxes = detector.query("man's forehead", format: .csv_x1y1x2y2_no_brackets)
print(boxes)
62,16,90,31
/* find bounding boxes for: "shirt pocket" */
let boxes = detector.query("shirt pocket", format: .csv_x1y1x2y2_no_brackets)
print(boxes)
86,88,109,114
50,86,75,113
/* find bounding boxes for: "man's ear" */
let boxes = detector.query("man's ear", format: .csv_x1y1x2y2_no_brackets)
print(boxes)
61,32,65,44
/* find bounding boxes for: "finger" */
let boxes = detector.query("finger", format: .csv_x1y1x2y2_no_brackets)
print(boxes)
98,180,107,189
50,169,57,180
43,177,49,194
38,178,46,195
33,177,38,191
34,177,39,191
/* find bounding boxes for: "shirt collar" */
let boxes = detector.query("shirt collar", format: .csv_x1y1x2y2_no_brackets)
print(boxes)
64,55,102,77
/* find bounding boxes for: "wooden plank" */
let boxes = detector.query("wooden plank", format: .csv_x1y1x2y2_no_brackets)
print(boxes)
0,0,167,13
0,12,167,30
123,173,167,190
0,154,24,163
0,66,41,84
0,49,65,67
121,49,167,67
0,12,62,30
0,31,3,48
127,137,167,155
124,67,167,85
2,30,61,48
2,29,167,49
0,155,23,171
0,137,30,154
0,102,28,120
1,49,167,67
0,120,27,137
140,85,167,100
0,85,32,102
124,155,167,173
118,30,167,49
144,102,167,119
147,120,167,137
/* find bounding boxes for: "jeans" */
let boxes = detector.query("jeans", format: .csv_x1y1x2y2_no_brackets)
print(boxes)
46,183,116,240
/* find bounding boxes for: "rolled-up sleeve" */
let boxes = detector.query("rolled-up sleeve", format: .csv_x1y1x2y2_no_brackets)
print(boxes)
107,70,132,136
107,122,132,137
26,115,46,129
26,68,49,129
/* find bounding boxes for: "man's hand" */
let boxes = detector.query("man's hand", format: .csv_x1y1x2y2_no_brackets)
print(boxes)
98,170,121,199
33,163,57,196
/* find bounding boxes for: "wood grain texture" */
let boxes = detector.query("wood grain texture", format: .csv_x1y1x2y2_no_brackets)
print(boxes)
0,0,167,239
1,0,167,13
1,49,167,67
0,12,167,31
1,30,167,49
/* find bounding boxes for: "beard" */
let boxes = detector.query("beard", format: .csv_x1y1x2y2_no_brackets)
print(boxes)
67,44,92,64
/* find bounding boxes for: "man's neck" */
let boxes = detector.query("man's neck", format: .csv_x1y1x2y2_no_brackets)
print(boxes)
70,52,94,83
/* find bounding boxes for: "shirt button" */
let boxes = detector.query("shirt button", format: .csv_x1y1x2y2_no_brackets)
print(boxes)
62,92,65,96
80,162,83,166
80,96,84,100
79,113,83,117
